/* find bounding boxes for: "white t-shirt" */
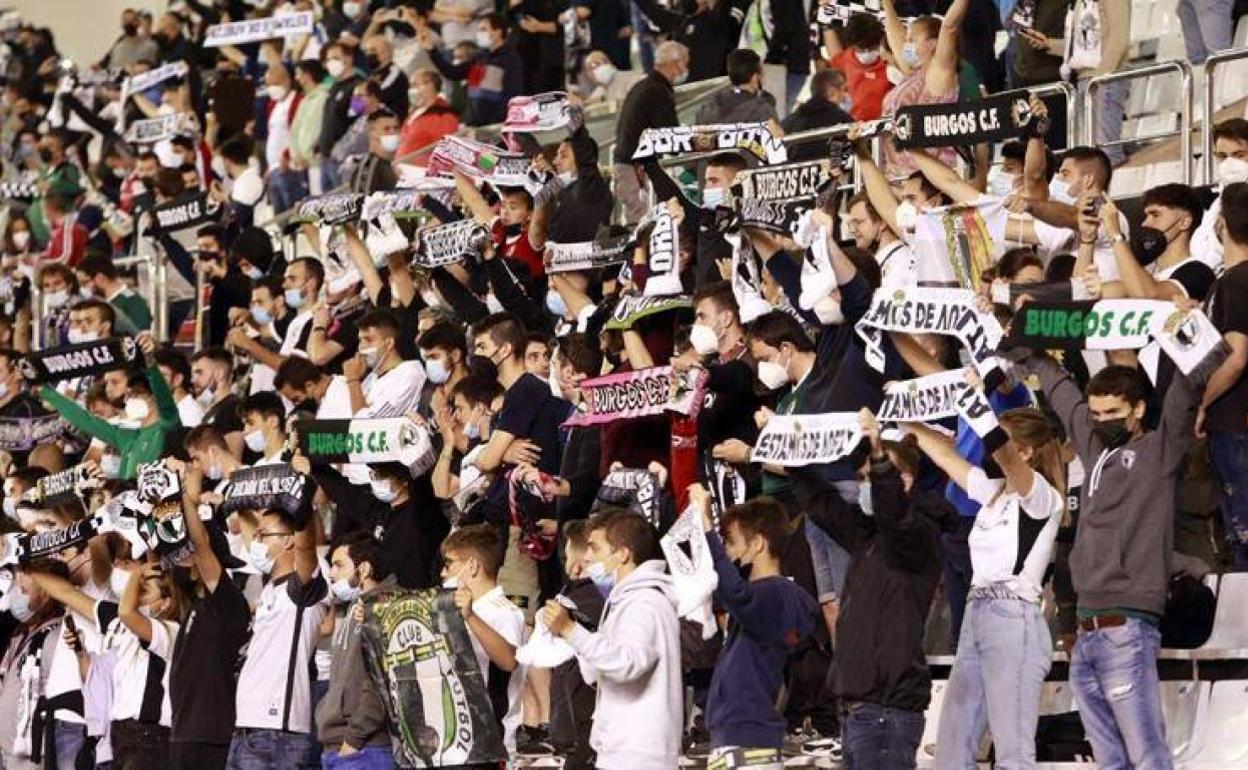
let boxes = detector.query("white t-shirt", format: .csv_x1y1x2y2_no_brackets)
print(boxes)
44,579,113,724
316,376,354,419
470,586,527,752
358,360,427,418
234,571,329,733
876,240,917,289
93,600,179,727
280,311,315,359
965,466,1064,603
908,197,1010,288
230,164,265,208
265,93,297,170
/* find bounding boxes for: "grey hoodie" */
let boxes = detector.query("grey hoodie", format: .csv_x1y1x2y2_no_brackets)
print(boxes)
695,87,779,127
565,560,682,770
315,578,394,750
1018,348,1226,616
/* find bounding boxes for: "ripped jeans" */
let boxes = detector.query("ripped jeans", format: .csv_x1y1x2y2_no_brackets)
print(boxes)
1209,430,1248,570
1069,619,1172,770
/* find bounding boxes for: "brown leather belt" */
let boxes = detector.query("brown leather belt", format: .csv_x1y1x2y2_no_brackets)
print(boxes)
1078,613,1129,632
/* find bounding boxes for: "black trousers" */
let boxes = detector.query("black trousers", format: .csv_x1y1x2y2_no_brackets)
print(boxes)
169,740,230,770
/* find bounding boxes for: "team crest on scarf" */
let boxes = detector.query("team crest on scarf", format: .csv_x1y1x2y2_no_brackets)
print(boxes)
940,205,994,291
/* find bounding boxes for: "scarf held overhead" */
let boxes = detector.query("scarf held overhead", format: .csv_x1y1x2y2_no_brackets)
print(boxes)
891,91,1035,150
564,366,708,427
203,11,315,47
20,337,141,384
295,417,434,470
631,122,788,165
359,587,508,768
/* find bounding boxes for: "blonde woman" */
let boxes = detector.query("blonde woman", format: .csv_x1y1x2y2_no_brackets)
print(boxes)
904,403,1065,769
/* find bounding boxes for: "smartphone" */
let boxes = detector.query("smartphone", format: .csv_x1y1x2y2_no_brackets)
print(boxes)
1084,197,1103,217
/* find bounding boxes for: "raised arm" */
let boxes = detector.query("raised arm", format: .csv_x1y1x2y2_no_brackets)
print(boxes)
342,224,384,303
881,0,911,74
29,570,98,619
854,140,902,234
452,169,496,227
929,0,969,94
179,464,223,594
911,147,981,204
118,561,157,643
904,421,975,490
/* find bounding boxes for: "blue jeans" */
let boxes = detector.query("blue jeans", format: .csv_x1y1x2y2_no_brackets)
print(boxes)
805,517,850,603
320,157,343,191
1069,619,1172,770
933,597,1052,770
1083,78,1130,166
1176,0,1234,64
53,719,86,770
226,729,320,770
1209,430,1248,570
631,1,656,72
785,72,809,115
268,168,309,215
322,746,395,770
841,702,924,770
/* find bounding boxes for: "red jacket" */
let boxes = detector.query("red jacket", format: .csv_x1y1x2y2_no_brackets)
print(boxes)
42,216,88,267
398,98,460,165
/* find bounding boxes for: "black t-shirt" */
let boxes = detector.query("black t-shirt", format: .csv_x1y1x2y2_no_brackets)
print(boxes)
697,356,765,451
375,482,451,590
373,284,426,362
485,373,571,520
169,576,251,743
1207,262,1248,433
204,394,244,436
1164,260,1217,302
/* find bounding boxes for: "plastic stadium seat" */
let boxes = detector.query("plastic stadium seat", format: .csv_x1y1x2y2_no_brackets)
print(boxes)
1040,681,1077,716
1194,573,1248,655
1176,680,1248,767
1161,681,1208,759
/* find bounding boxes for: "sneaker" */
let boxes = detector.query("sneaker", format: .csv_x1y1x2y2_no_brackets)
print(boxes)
783,726,815,757
801,735,843,762
516,725,555,757
683,725,711,759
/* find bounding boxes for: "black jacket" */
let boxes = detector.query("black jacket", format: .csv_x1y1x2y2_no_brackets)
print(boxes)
764,0,814,74
615,71,679,165
319,74,362,156
792,458,949,712
546,128,615,242
633,0,751,82
781,96,854,162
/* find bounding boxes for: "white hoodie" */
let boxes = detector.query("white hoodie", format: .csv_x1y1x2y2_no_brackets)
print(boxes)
565,560,682,770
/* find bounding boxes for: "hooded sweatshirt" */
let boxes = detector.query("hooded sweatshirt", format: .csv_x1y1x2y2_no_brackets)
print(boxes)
705,534,819,749
1016,348,1226,616
564,560,681,770
315,577,394,749
695,87,779,127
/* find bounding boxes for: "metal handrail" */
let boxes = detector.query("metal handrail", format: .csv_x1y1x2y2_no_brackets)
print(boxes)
1030,80,1078,150
1085,60,1194,184
1202,46,1248,184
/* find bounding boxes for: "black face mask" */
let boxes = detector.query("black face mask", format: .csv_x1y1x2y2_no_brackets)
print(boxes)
37,147,53,164
1092,417,1133,449
122,23,138,37
364,53,382,71
1130,225,1171,265
731,557,752,580
504,222,522,237
467,354,498,382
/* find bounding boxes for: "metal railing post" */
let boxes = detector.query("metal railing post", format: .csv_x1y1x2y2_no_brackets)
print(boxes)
1086,60,1194,185
154,255,168,342
29,284,43,351
1201,47,1248,184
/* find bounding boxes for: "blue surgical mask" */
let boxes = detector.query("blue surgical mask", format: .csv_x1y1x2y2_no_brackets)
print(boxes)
702,186,725,209
1049,176,1076,205
987,167,1016,198
284,287,306,309
244,266,264,281
586,560,614,594
370,478,398,503
244,429,266,453
251,305,272,325
464,422,481,440
545,289,568,318
425,357,451,385
901,42,921,67
7,583,32,622
330,577,361,603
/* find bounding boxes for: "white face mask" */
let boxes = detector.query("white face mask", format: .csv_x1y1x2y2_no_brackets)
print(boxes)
11,231,29,250
325,59,347,79
66,328,99,345
109,568,130,597
855,48,881,65
442,574,460,590
196,382,217,407
343,0,362,17
858,481,874,516
244,428,267,453
44,289,69,309
1048,176,1077,205
425,357,451,385
1,497,15,520
986,166,1017,198
331,576,362,603
247,540,276,574
592,63,617,85
901,41,921,67
211,155,227,179
379,134,400,154
8,583,33,622
206,459,224,481
124,397,150,422
476,31,494,49
100,453,122,479
689,323,720,356
894,201,920,232
702,186,725,209
266,84,289,101
557,170,575,186
545,289,568,318
757,359,790,390
1218,156,1248,187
